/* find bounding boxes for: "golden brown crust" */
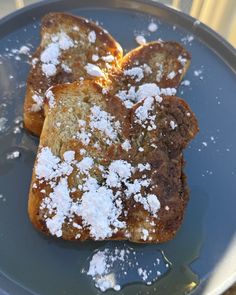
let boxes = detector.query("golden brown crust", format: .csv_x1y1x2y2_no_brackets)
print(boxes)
28,81,198,243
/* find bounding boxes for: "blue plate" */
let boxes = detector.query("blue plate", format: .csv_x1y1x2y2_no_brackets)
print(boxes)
0,1,236,294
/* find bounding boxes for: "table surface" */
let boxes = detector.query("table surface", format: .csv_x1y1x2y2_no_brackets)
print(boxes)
0,1,235,295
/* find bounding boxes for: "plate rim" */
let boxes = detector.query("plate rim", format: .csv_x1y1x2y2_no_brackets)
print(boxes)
0,1,236,295
0,0,235,72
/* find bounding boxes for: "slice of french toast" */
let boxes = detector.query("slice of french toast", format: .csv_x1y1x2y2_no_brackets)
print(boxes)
23,12,123,136
28,80,198,243
109,41,190,108
24,12,191,137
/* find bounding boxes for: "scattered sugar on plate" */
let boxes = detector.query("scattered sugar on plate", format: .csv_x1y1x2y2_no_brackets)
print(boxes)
19,45,30,55
135,35,146,45
6,150,21,160
193,20,201,26
181,80,191,86
0,117,7,132
194,70,202,77
84,244,170,292
148,22,158,32
0,194,6,202
181,34,194,45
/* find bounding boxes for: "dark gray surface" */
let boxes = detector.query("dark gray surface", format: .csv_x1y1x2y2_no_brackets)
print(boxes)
0,1,236,294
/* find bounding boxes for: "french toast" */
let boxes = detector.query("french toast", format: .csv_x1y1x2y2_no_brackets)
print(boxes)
109,41,190,108
24,12,191,136
23,12,123,136
28,80,198,243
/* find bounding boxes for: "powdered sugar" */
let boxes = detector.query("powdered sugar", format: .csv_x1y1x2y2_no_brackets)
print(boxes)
31,94,44,112
181,34,194,44
116,83,169,109
141,229,149,241
124,67,144,82
85,245,170,292
41,43,60,65
138,163,151,172
6,150,21,160
35,147,73,181
88,31,96,43
77,157,94,174
45,89,55,108
52,32,74,50
135,35,146,45
134,193,160,216
89,106,120,142
170,120,178,130
136,83,162,103
42,63,57,77
105,160,132,188
148,22,158,32
121,140,131,151
0,118,8,133
40,32,74,77
92,54,99,62
135,96,155,125
178,55,187,66
146,194,161,214
167,71,176,80
102,55,114,63
61,63,72,73
19,45,30,55
76,185,125,240
42,178,72,237
36,144,161,240
76,129,91,145
181,80,191,86
63,151,75,162
84,63,105,77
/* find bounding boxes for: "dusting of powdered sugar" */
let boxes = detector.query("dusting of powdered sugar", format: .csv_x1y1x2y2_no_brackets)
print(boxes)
36,146,161,240
121,139,131,151
88,31,96,43
124,67,144,82
116,83,175,109
40,32,74,77
84,244,170,292
148,22,158,32
31,93,44,112
84,63,105,77
0,118,8,133
45,89,55,108
135,35,146,45
6,150,21,160
89,106,120,144
35,147,73,181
